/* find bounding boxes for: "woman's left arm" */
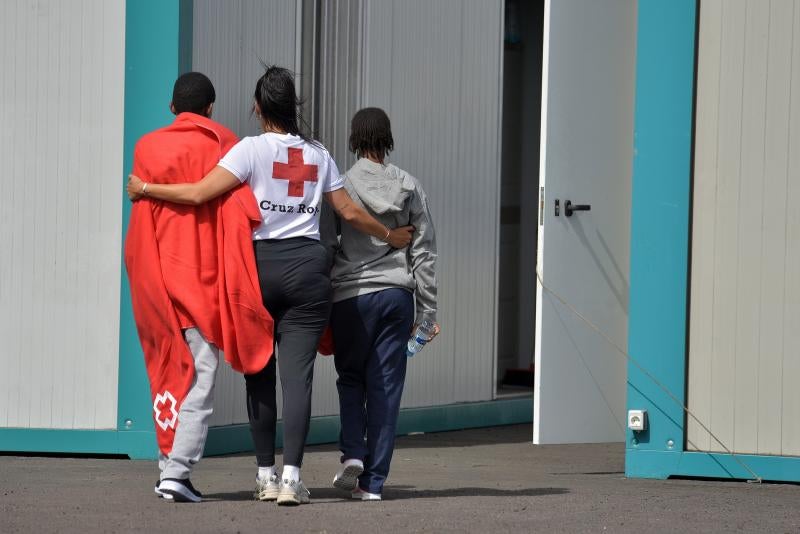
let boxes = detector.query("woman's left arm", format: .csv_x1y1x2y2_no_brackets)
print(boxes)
127,165,241,206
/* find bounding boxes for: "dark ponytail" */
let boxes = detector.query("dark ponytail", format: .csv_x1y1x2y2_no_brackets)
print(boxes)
254,65,318,147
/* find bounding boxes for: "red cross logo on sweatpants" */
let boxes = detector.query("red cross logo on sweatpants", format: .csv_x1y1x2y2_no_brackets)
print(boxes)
152,391,178,432
272,148,319,197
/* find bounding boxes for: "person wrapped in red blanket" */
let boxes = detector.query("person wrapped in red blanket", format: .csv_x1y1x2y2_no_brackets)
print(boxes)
124,72,273,503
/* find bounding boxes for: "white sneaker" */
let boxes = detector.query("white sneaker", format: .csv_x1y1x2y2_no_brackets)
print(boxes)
254,474,280,501
332,458,364,492
154,479,173,500
276,479,311,506
351,487,382,501
159,478,203,503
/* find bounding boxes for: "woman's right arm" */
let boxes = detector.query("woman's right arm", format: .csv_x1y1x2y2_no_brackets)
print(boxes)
127,165,241,205
323,188,414,249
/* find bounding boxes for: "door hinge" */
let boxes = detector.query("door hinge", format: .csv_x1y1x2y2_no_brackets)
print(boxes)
539,186,545,226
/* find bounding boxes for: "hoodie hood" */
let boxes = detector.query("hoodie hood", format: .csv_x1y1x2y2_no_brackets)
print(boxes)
345,158,415,214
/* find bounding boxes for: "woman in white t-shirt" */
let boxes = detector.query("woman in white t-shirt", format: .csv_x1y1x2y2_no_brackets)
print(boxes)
127,66,413,506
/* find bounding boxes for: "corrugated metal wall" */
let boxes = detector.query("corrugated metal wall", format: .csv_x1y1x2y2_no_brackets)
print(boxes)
335,0,505,406
0,0,126,430
316,0,505,410
317,0,363,171
688,0,800,456
192,0,300,139
192,0,307,427
193,0,504,426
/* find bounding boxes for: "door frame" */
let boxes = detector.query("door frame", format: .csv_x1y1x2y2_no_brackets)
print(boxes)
625,0,800,482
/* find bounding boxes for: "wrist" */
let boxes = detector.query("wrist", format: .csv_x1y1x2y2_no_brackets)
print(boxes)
416,312,437,325
141,182,149,196
382,227,390,242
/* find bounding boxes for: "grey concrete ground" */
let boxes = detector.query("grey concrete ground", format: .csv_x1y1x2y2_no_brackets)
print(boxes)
1,424,798,533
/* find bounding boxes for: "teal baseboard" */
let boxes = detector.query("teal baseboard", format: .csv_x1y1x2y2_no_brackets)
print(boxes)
1,397,533,460
118,431,160,459
204,396,534,457
626,448,800,483
0,428,154,458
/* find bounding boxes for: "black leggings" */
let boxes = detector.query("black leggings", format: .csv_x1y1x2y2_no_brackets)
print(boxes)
246,237,332,467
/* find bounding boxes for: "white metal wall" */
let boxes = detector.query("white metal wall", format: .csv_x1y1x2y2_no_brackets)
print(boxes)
688,0,800,456
193,0,504,425
0,0,126,430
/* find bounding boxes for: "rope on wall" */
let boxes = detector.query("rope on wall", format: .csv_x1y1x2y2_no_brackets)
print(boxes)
535,270,762,483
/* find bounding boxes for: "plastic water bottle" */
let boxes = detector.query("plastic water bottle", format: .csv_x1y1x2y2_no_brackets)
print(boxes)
407,320,436,357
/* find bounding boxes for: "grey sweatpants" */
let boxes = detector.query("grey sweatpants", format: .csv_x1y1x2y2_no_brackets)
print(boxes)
158,327,219,480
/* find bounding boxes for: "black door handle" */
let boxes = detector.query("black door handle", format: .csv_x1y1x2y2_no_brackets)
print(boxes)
565,200,590,217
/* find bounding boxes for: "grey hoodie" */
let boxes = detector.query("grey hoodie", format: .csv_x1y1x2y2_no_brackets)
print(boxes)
321,158,437,324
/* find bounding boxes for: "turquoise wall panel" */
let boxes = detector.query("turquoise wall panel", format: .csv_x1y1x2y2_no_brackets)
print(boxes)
117,0,190,452
627,0,800,482
627,0,696,459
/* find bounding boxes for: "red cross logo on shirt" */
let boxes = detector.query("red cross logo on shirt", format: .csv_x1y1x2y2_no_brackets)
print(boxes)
272,148,319,197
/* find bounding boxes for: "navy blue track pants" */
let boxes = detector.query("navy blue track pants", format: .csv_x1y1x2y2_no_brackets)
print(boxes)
331,288,414,494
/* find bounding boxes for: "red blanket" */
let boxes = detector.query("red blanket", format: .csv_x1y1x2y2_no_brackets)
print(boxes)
124,113,273,454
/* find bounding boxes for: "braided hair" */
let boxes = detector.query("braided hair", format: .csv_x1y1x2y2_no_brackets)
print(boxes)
349,107,394,159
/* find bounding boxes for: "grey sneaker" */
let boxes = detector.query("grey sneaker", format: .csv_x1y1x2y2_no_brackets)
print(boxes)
276,479,311,506
254,474,280,501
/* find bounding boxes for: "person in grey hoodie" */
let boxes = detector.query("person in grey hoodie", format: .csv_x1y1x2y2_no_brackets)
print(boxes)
321,107,439,501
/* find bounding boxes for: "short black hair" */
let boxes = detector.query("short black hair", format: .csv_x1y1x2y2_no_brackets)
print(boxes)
172,72,216,114
349,107,394,158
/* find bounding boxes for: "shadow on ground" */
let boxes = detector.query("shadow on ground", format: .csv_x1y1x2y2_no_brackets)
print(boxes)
392,425,534,450
214,423,536,460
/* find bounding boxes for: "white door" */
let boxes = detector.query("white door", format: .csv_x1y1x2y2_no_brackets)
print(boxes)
533,0,637,444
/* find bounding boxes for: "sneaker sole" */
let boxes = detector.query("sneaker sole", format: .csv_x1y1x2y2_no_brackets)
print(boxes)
333,464,364,492
276,495,308,506
154,484,174,500
159,480,202,503
351,491,382,501
256,488,279,501
276,490,309,506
